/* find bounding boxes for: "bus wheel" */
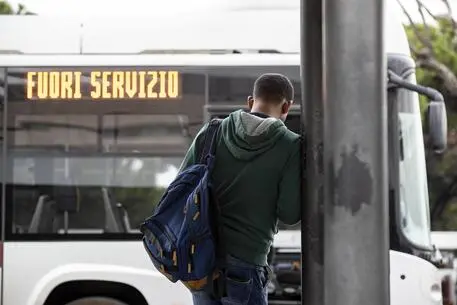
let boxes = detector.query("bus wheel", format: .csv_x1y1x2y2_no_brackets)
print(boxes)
65,297,129,305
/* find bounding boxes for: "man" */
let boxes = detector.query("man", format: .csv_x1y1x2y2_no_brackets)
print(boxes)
179,73,301,305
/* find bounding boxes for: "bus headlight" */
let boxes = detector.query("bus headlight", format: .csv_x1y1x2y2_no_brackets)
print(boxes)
430,283,443,304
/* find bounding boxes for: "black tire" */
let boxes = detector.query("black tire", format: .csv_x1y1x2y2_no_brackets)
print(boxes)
65,297,129,305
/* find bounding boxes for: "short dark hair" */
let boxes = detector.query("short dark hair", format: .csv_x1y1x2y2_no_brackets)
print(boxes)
252,73,294,103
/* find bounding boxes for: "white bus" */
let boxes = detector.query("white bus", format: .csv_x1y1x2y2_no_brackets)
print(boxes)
0,0,445,304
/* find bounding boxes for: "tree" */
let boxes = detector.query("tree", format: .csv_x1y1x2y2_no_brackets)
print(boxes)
0,0,35,15
399,0,457,230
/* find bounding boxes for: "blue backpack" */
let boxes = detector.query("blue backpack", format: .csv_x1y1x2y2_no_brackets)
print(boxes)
140,118,226,298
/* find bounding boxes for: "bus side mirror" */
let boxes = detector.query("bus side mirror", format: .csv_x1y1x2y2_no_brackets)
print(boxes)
387,70,448,155
426,101,447,155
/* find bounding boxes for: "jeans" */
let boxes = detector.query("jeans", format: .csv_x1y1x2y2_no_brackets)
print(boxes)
192,255,271,305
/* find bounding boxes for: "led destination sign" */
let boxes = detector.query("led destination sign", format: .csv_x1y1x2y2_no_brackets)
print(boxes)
26,70,180,100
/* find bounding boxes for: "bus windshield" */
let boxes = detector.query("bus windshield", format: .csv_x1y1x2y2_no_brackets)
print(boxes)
397,89,432,249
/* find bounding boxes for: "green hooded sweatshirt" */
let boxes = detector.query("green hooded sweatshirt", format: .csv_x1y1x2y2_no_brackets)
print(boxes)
179,110,301,266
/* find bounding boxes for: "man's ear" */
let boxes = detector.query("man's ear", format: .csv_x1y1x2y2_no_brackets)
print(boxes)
281,100,292,114
247,96,254,110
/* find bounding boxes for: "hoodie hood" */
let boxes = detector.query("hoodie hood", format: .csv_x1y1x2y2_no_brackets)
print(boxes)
222,110,288,161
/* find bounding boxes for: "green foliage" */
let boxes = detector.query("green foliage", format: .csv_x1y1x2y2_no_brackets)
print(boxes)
0,1,14,14
0,0,34,15
407,19,457,70
405,18,457,111
405,15,457,230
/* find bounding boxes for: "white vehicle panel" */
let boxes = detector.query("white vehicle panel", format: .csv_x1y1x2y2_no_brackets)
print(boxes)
0,54,299,67
81,13,300,54
3,241,444,305
390,250,442,305
431,231,457,250
3,242,193,305
274,232,443,305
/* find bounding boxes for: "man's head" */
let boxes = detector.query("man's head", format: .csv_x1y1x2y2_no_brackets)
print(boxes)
247,73,294,121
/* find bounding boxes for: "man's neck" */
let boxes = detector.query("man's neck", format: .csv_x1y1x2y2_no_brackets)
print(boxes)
250,111,270,119
250,106,280,119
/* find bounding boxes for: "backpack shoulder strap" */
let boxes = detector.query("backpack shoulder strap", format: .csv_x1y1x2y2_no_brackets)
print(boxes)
198,118,222,164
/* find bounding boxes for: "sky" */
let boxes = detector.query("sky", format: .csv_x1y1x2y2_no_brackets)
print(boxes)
6,0,457,20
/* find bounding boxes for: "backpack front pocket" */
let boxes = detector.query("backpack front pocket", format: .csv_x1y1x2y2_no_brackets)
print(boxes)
142,220,178,272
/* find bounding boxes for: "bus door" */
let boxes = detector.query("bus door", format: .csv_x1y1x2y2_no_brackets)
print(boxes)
3,66,206,239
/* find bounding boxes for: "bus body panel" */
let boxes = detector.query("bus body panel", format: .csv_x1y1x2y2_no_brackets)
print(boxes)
0,54,301,67
431,231,457,251
4,242,192,305
390,250,442,305
272,233,443,305
3,242,443,305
